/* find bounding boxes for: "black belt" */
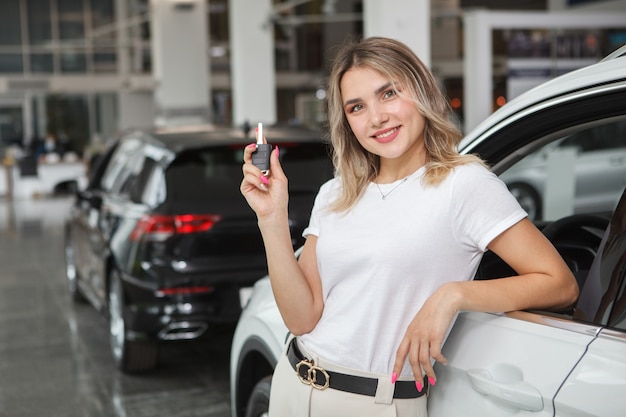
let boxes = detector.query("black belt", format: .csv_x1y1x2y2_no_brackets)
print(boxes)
286,338,426,399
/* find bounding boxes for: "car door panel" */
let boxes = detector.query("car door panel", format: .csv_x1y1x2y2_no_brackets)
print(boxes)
429,311,598,417
69,190,104,302
69,198,90,282
554,328,626,416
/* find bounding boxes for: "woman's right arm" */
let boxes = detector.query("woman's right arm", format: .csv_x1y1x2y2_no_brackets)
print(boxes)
240,141,324,335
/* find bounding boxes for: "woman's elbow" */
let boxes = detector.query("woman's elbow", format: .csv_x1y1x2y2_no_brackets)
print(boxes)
554,272,580,310
283,312,321,336
565,276,580,306
286,321,316,337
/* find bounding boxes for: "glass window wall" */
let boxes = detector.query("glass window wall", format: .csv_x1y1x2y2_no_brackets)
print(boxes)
0,1,23,73
1,0,119,74
91,0,117,72
27,0,53,45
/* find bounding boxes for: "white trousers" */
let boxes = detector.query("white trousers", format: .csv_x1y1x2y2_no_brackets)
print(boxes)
268,339,428,417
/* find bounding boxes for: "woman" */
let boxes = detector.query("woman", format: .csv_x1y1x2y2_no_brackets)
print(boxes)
240,37,578,416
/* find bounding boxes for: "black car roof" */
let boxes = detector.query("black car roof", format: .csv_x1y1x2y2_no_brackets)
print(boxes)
121,124,328,155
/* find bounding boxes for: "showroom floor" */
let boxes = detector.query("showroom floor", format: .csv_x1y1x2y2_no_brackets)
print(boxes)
0,196,232,417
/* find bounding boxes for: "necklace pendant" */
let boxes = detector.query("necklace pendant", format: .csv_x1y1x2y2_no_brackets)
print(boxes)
375,176,409,200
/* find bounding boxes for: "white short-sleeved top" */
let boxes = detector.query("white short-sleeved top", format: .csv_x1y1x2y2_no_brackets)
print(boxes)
299,163,527,376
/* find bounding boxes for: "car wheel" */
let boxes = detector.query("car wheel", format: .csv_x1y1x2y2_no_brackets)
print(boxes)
65,236,86,303
245,376,272,417
108,270,158,373
508,183,542,221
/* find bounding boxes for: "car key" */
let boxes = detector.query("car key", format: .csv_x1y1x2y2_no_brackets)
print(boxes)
252,122,272,175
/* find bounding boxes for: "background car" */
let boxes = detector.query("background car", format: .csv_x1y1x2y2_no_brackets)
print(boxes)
229,45,626,417
500,125,626,221
64,124,334,373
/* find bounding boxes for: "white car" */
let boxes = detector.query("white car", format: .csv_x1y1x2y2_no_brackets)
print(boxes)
500,130,626,221
230,45,626,417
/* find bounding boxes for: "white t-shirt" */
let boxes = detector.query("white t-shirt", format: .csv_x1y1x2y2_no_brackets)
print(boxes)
299,163,527,376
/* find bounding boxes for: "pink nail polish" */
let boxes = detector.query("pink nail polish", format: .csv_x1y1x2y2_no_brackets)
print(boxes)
428,377,436,386
260,175,268,185
391,372,397,384
275,146,279,157
247,143,256,149
416,381,423,392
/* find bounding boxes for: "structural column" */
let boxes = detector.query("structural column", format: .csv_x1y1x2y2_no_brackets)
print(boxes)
363,0,431,67
228,0,276,128
116,0,155,130
150,0,211,127
462,10,492,134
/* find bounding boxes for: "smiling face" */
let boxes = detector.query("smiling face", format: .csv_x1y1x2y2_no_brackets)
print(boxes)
340,67,427,178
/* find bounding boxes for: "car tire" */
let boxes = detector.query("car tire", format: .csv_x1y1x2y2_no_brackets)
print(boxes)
108,269,158,373
245,376,272,417
508,183,542,221
65,235,86,303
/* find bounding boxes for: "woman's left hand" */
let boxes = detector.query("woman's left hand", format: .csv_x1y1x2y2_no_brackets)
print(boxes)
391,217,579,391
392,283,459,390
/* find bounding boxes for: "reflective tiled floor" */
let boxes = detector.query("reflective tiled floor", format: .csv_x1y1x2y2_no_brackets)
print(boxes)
0,197,232,417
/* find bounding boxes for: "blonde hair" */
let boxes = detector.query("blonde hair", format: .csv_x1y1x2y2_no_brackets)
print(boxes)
326,37,484,212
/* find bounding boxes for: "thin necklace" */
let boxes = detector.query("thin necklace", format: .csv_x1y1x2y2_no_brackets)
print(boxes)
375,177,409,200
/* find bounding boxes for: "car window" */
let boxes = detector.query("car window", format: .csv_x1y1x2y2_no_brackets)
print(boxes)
127,157,159,204
109,146,146,194
163,142,332,203
164,148,241,203
100,137,143,192
280,142,334,192
500,118,626,222
574,191,626,328
85,141,118,190
141,163,166,207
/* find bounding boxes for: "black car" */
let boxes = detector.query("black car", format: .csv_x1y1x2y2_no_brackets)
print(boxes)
64,125,334,372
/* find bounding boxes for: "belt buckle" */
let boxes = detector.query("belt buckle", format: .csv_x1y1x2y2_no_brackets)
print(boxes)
295,359,330,390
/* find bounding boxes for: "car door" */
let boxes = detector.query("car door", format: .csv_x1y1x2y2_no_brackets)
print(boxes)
429,81,626,416
85,137,145,305
429,311,597,416
68,140,119,305
428,192,624,416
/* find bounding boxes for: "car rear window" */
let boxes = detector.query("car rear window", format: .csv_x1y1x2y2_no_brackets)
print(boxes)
164,142,333,203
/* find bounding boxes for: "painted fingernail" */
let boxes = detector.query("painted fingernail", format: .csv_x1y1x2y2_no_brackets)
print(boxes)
428,377,436,386
260,175,268,185
391,372,397,384
247,143,256,149
416,381,423,392
275,146,280,157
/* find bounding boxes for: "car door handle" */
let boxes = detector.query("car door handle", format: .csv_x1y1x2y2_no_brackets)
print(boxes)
467,368,543,412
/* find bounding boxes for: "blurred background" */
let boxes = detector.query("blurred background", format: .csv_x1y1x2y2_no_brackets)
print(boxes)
0,2,624,416
0,0,625,200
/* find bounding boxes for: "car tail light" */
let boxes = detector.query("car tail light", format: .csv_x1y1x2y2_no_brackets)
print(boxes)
130,214,222,241
156,286,215,297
